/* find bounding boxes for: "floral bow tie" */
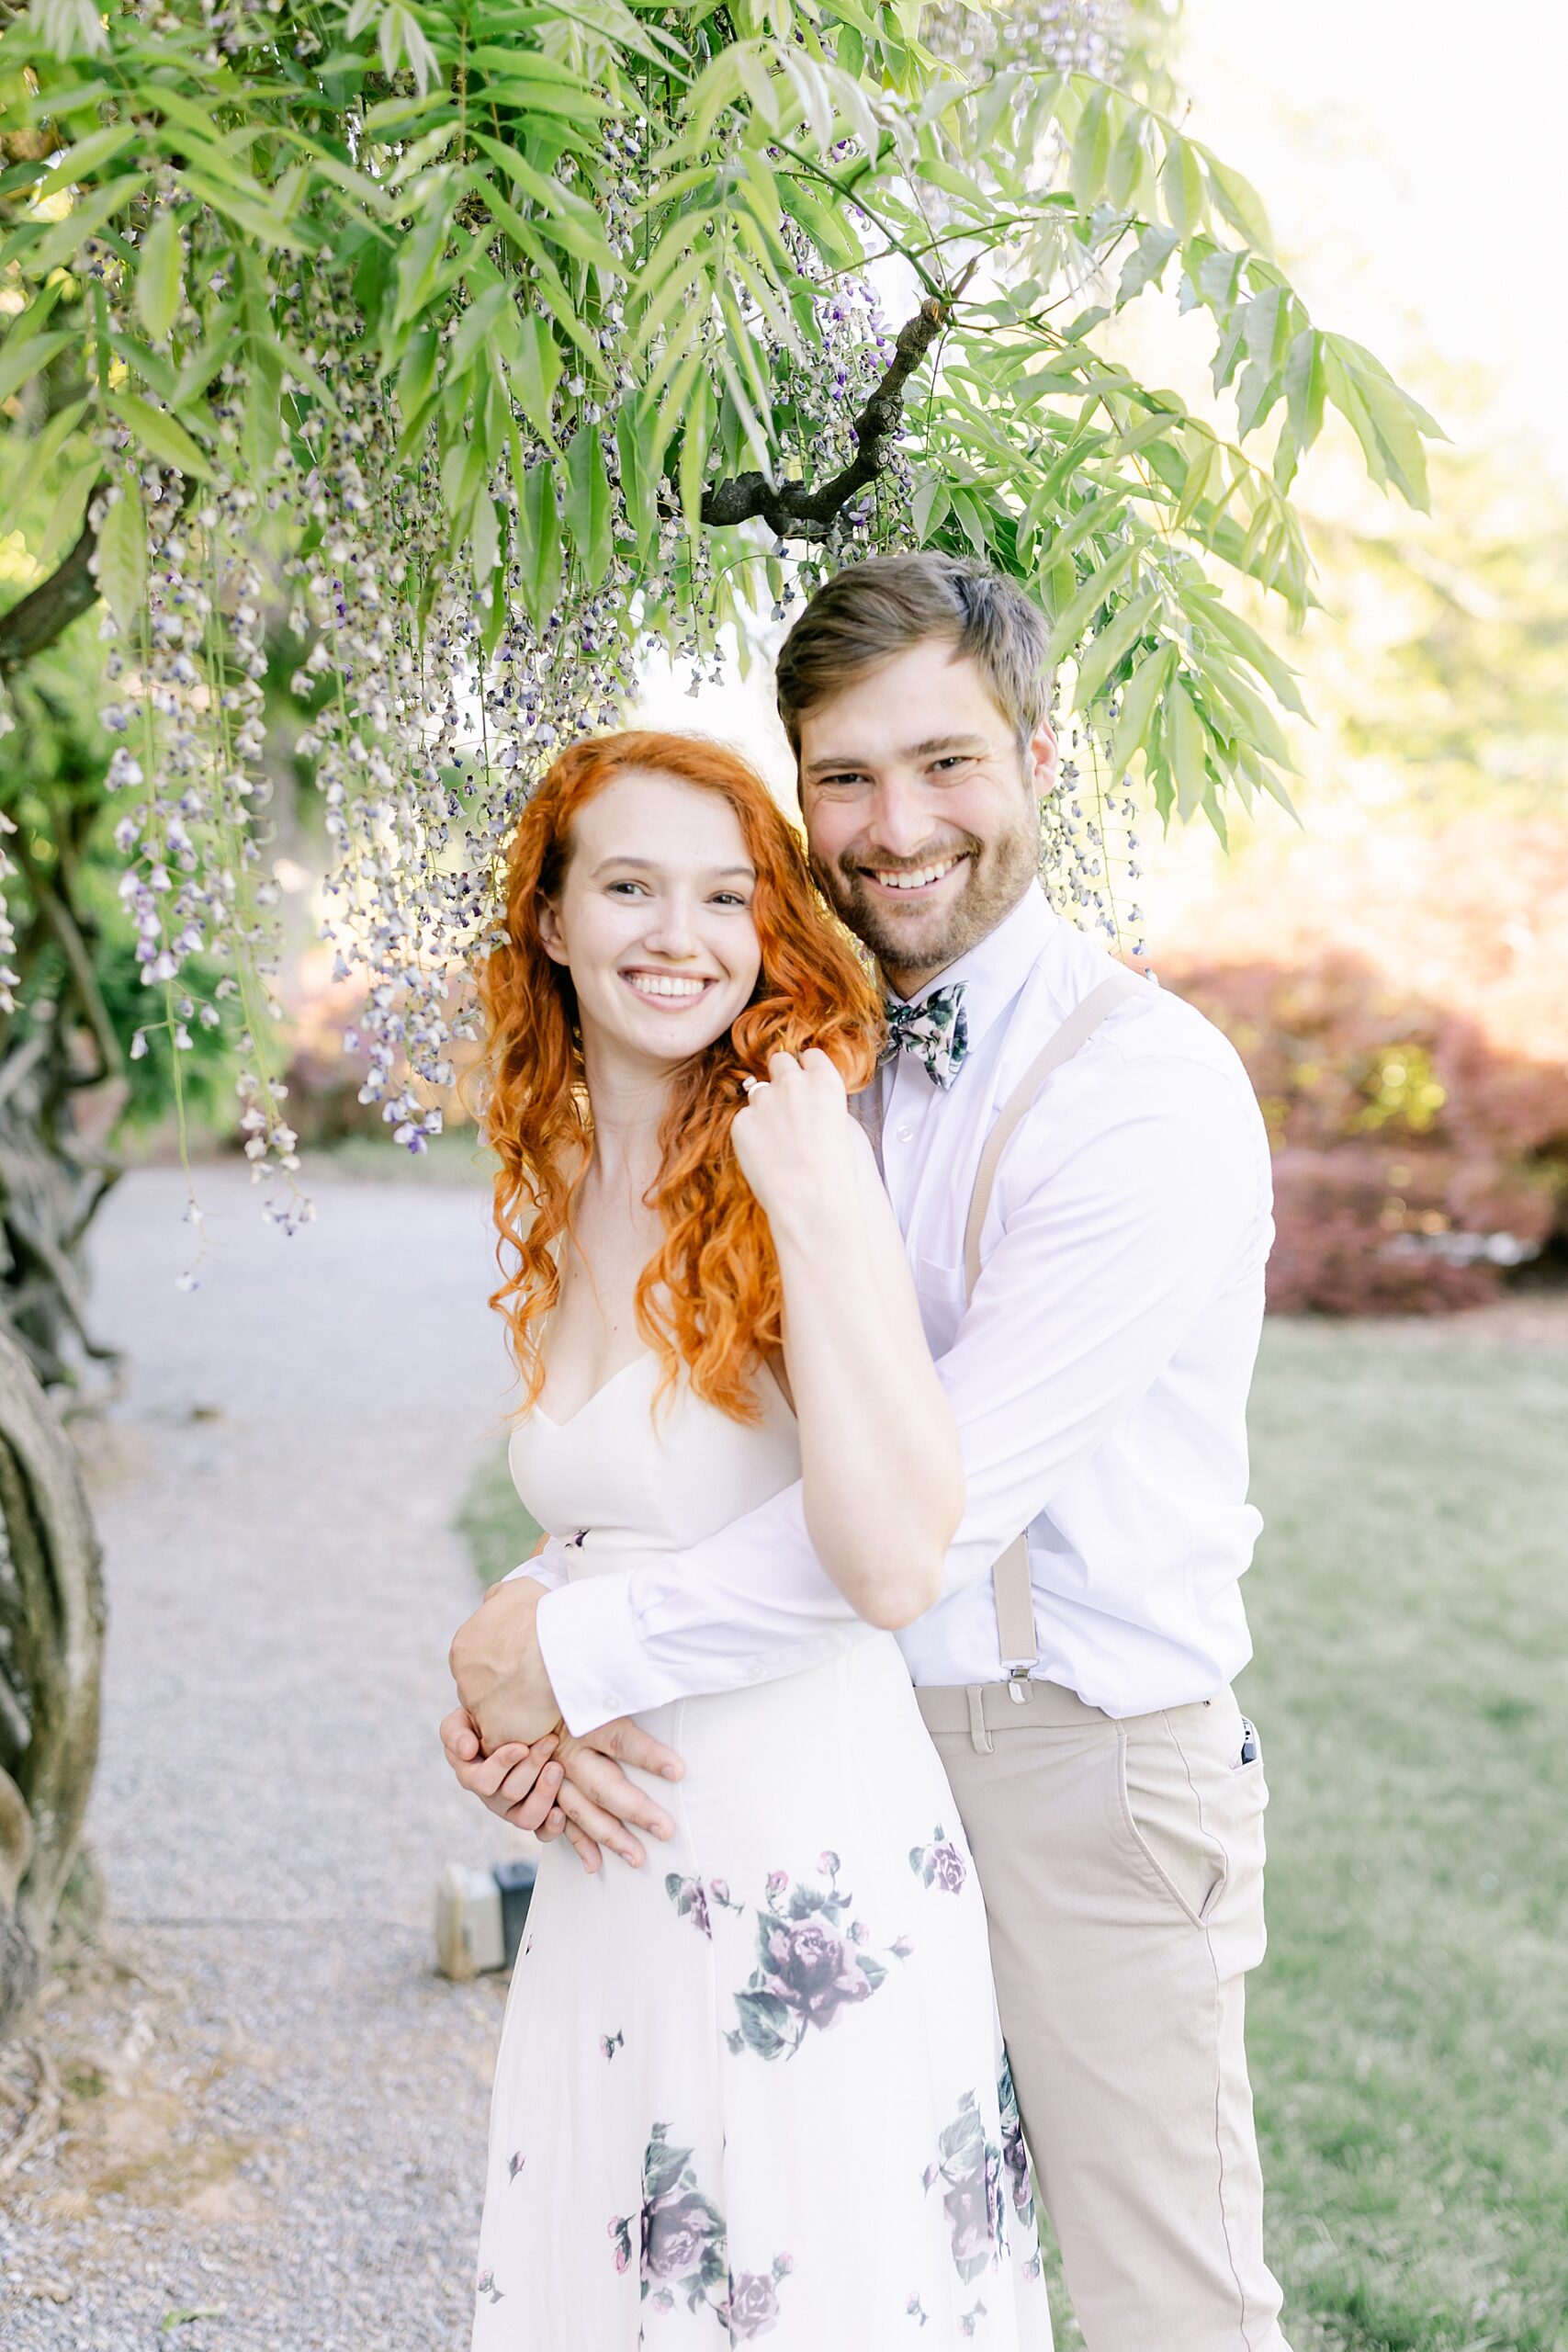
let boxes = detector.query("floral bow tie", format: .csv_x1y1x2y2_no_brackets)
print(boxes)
878,982,970,1091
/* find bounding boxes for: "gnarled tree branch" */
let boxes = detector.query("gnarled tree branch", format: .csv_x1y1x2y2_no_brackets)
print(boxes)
0,505,102,680
700,295,949,543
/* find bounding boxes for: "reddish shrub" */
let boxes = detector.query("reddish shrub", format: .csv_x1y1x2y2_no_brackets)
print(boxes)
1156,951,1568,1315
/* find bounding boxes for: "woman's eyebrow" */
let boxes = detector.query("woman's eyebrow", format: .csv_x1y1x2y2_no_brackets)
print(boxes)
588,856,755,879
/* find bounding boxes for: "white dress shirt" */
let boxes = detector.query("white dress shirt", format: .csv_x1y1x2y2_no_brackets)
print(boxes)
529,883,1275,1735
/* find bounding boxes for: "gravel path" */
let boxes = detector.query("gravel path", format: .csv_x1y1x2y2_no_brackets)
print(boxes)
1,1163,534,2351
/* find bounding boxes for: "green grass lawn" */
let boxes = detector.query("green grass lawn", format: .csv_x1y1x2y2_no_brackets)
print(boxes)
1237,1322,1568,2352
456,1319,1568,2351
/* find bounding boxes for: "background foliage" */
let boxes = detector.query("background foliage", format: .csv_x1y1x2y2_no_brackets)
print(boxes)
1,0,1438,1208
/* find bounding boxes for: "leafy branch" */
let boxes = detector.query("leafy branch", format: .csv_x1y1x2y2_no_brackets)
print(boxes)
700,294,949,540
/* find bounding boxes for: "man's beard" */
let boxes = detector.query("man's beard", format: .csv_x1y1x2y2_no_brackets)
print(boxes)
810,815,1040,989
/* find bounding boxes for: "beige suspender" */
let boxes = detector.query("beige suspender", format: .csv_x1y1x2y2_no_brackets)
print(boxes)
964,969,1146,1688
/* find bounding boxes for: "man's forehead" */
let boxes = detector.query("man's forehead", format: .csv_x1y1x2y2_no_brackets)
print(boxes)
795,646,1007,757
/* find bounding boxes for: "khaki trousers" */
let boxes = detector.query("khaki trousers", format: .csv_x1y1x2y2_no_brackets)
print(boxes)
918,1677,1291,2352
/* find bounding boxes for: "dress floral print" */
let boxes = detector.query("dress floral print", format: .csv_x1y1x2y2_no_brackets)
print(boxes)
471,1359,1052,2349
609,2125,795,2339
909,1825,969,1894
724,1855,911,2063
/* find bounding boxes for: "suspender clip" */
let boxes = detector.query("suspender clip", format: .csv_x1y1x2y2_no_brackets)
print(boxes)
1007,1664,1032,1703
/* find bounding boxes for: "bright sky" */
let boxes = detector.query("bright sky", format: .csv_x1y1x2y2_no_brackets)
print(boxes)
1179,0,1568,486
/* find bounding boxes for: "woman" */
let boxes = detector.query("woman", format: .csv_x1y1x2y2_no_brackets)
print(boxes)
460,730,1052,2349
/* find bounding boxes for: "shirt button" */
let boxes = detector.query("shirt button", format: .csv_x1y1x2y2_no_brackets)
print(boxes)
895,1124,914,1144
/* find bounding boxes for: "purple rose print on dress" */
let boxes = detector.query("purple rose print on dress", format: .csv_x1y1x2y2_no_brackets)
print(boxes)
664,1873,712,1939
906,2291,931,2325
608,2122,786,2330
997,2053,1043,2273
600,2029,625,2063
959,2300,988,2338
924,2090,1009,2286
722,1853,908,2062
506,2151,525,2181
475,2269,502,2305
664,1875,743,1939
908,1825,968,1894
722,2254,795,2341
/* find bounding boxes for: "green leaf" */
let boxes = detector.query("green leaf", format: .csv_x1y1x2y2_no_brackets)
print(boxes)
391,186,457,331
467,139,619,270
1117,223,1178,307
106,391,212,481
23,390,88,478
562,423,613,586
1109,641,1176,773
1072,582,1161,712
242,325,284,480
777,174,863,272
169,313,239,411
0,327,74,408
470,490,501,587
677,371,714,532
1165,676,1211,817
1105,113,1145,210
177,169,313,255
1043,487,1124,574
509,311,561,443
34,123,139,199
134,209,184,345
1159,137,1205,241
1341,350,1434,509
1202,151,1274,256
1283,329,1325,451
517,459,561,627
1199,653,1295,770
1068,83,1111,208
1234,359,1280,442
615,394,659,560
1190,594,1307,716
27,174,146,276
1043,537,1141,666
446,282,510,379
910,470,950,541
36,446,101,571
396,328,439,435
949,484,991,558
93,477,145,631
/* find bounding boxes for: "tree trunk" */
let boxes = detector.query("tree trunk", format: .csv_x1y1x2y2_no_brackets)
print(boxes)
0,1320,104,2041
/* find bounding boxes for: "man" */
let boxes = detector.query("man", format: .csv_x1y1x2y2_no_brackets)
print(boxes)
445,552,1288,2352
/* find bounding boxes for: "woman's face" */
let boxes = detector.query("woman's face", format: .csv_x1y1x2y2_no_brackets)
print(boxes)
538,769,763,1076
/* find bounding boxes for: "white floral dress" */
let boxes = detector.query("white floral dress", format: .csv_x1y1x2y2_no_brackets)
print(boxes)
471,1354,1054,2351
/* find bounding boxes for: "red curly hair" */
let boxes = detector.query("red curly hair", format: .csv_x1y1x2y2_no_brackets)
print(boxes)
477,730,884,1424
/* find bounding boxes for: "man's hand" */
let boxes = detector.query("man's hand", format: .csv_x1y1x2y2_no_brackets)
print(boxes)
439,1705,684,1874
448,1575,561,1750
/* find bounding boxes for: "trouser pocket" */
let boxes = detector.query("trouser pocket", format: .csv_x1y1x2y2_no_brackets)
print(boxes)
1113,1692,1270,1971
1116,1724,1229,1928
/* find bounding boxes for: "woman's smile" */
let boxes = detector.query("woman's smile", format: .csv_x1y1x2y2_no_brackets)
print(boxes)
618,967,721,1008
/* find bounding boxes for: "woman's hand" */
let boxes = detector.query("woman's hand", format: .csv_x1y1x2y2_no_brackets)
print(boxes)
730,1048,863,1234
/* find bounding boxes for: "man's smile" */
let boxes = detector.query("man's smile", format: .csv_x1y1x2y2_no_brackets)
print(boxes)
860,853,970,899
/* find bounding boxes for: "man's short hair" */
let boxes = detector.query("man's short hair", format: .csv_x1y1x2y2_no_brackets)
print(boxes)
774,551,1054,757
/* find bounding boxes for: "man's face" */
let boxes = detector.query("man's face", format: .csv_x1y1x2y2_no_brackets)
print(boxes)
796,643,1057,996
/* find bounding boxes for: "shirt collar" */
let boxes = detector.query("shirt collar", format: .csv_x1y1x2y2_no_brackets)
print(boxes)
887,883,1056,1063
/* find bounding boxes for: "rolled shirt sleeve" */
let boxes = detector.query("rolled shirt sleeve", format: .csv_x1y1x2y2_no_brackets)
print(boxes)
536,1046,1265,1736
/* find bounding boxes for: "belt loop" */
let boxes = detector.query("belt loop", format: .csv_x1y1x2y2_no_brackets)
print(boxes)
965,1684,994,1756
